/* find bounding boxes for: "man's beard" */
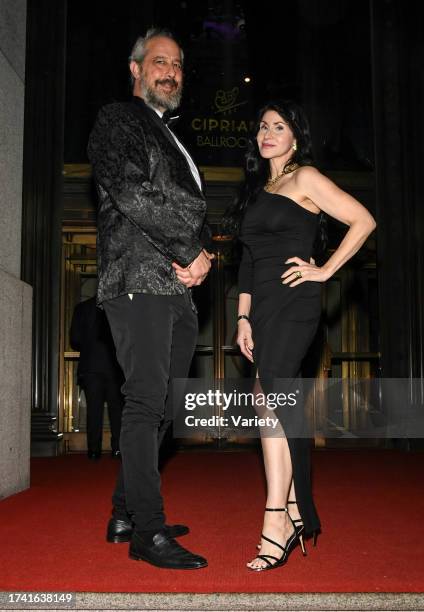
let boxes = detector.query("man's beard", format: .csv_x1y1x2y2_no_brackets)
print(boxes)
141,76,182,112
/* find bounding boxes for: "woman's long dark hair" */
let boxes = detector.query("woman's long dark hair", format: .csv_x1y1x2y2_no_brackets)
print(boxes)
222,100,327,256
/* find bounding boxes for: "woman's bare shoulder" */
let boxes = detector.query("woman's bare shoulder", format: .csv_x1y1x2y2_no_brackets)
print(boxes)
295,165,321,179
294,165,328,187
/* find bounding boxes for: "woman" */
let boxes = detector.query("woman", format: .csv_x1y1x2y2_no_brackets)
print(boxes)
228,100,376,572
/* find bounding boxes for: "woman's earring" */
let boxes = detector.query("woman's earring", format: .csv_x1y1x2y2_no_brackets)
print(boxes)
292,141,297,151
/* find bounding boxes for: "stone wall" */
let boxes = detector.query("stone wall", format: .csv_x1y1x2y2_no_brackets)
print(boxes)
0,0,32,499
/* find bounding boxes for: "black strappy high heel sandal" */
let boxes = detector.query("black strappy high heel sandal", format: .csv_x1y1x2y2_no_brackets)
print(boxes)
287,500,318,552
248,507,302,572
287,500,306,556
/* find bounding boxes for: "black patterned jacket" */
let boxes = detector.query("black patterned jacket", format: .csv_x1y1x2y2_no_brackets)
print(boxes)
87,96,210,304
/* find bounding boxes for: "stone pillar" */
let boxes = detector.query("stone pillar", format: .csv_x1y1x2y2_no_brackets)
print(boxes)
0,0,32,498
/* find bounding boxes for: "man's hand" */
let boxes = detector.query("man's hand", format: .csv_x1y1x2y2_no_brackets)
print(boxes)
203,249,215,261
172,249,214,287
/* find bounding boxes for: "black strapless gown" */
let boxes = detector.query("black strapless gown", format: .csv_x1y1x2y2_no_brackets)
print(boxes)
239,189,321,534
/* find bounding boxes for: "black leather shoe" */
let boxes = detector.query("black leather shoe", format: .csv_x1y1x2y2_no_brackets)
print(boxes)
166,523,190,538
107,518,133,543
111,450,121,459
106,518,190,543
129,529,207,569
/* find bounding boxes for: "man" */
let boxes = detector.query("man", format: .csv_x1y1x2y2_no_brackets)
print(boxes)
88,28,212,569
70,297,123,460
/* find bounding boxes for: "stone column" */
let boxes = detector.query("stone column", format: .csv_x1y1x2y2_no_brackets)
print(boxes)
0,0,32,498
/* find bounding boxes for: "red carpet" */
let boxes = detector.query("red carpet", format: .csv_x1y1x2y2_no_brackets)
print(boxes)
0,449,423,593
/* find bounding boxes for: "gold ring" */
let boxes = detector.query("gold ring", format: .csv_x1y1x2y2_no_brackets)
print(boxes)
296,271,302,279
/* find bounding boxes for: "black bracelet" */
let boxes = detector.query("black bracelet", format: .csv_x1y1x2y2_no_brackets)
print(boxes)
237,314,250,322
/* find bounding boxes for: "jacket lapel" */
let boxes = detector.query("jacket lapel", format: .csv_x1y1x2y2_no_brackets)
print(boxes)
129,97,203,197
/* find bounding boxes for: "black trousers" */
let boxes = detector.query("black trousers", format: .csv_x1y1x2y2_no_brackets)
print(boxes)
80,373,123,453
103,292,197,532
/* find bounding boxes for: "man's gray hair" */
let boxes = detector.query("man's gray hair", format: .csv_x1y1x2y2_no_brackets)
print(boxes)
129,27,184,66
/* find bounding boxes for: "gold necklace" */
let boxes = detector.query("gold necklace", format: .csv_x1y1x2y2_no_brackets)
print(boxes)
265,162,299,191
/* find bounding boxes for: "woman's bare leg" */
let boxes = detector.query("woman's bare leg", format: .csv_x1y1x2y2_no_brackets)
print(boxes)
287,479,302,522
247,374,296,569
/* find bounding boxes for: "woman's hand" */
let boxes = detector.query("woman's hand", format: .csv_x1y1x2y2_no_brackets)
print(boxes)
237,320,254,362
281,256,330,287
